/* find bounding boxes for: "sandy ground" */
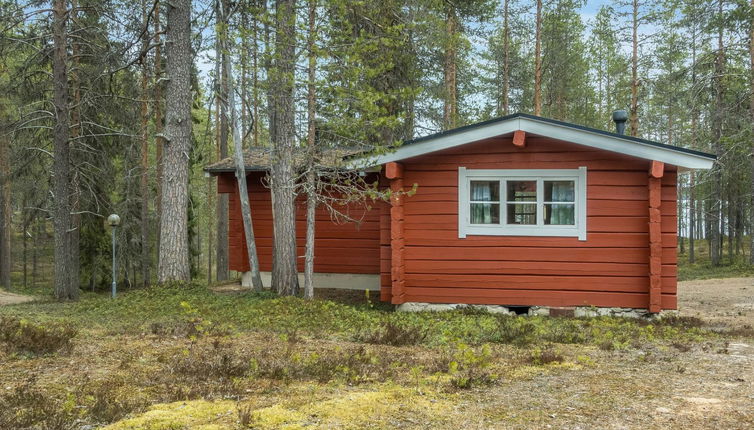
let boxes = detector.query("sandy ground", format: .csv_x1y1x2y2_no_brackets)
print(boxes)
678,277,754,329
0,290,34,305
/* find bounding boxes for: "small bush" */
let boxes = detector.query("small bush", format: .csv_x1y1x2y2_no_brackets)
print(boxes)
0,377,82,430
356,320,428,346
528,345,564,365
0,316,77,354
447,343,498,389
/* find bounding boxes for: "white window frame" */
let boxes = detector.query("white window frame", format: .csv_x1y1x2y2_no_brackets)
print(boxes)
458,167,587,241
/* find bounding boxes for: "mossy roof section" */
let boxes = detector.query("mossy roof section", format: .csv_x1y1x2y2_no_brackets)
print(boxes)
204,146,365,174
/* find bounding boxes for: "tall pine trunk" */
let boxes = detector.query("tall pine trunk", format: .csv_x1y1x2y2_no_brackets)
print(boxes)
218,0,263,291
303,0,317,300
154,0,164,265
270,0,299,296
443,8,458,130
501,0,510,116
533,0,542,116
709,0,725,267
140,0,151,286
215,0,229,282
749,0,754,264
52,0,77,300
157,0,192,282
629,0,639,136
0,117,9,290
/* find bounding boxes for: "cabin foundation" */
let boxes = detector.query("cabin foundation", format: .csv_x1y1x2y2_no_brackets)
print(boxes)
397,302,680,319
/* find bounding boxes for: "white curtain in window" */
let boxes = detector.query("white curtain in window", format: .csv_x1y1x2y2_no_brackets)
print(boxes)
471,182,494,224
550,181,574,225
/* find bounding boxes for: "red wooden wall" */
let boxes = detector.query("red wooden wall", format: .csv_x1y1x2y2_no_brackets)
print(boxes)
219,172,382,274
381,135,678,310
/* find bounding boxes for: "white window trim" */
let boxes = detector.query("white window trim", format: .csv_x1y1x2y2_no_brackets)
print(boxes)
458,167,587,241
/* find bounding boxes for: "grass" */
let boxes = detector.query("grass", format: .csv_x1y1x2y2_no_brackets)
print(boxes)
677,239,754,281
0,278,747,428
0,283,715,347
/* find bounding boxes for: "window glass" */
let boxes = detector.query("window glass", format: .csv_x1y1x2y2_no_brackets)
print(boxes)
506,181,537,202
470,181,500,224
506,180,537,225
543,181,575,225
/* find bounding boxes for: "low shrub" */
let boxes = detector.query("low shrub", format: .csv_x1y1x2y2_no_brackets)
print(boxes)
447,343,498,389
356,320,428,346
528,345,564,365
0,316,77,354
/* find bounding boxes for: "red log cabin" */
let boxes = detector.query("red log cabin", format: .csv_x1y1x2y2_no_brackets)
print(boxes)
205,113,714,315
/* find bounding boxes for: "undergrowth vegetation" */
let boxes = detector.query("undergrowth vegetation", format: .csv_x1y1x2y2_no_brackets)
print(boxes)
0,283,737,429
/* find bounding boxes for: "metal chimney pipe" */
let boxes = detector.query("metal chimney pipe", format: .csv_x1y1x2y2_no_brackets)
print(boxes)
612,110,628,135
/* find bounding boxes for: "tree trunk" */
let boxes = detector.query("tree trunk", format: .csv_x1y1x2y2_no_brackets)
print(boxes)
52,0,77,300
534,0,542,116
154,0,164,266
219,0,263,291
140,0,151,287
749,0,754,264
157,0,192,282
303,0,317,300
629,0,639,137
215,0,230,282
443,8,458,130
709,0,724,267
0,111,10,290
501,0,510,116
69,0,81,295
269,0,299,296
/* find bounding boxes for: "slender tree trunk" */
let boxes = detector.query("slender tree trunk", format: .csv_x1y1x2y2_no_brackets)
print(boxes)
22,213,28,290
629,0,639,136
157,0,192,282
749,0,754,264
710,0,725,267
689,24,698,264
69,0,81,295
270,0,299,296
303,0,317,300
533,0,542,116
501,0,510,116
252,1,260,146
219,1,263,291
0,116,10,290
154,0,164,265
52,0,77,300
215,0,230,282
443,8,458,130
140,0,151,286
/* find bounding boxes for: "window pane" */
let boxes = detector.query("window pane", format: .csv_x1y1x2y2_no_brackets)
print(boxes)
544,181,575,202
471,203,500,224
470,181,500,202
506,203,536,225
506,180,537,202
544,203,575,225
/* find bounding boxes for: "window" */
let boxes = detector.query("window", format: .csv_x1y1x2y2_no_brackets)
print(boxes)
458,167,587,240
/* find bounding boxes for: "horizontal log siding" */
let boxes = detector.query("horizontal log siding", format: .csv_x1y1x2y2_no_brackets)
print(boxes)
223,173,382,275
397,136,678,309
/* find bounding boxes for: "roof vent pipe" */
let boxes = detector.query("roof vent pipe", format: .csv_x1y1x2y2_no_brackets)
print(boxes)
612,110,628,135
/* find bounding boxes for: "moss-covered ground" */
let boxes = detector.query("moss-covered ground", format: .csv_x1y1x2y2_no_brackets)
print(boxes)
0,282,751,429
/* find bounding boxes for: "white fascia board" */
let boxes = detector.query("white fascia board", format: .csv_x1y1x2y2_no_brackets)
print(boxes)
518,117,714,170
348,119,521,169
349,116,714,170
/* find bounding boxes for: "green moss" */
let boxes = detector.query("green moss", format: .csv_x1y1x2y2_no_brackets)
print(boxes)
103,400,237,430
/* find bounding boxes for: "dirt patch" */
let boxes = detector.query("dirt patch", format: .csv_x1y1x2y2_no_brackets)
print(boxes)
678,277,754,329
0,290,34,306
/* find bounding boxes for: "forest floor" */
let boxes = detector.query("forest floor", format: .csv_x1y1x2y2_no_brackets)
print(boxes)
0,289,34,305
0,279,751,429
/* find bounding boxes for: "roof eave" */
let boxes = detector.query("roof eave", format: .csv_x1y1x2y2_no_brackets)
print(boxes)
348,114,715,170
